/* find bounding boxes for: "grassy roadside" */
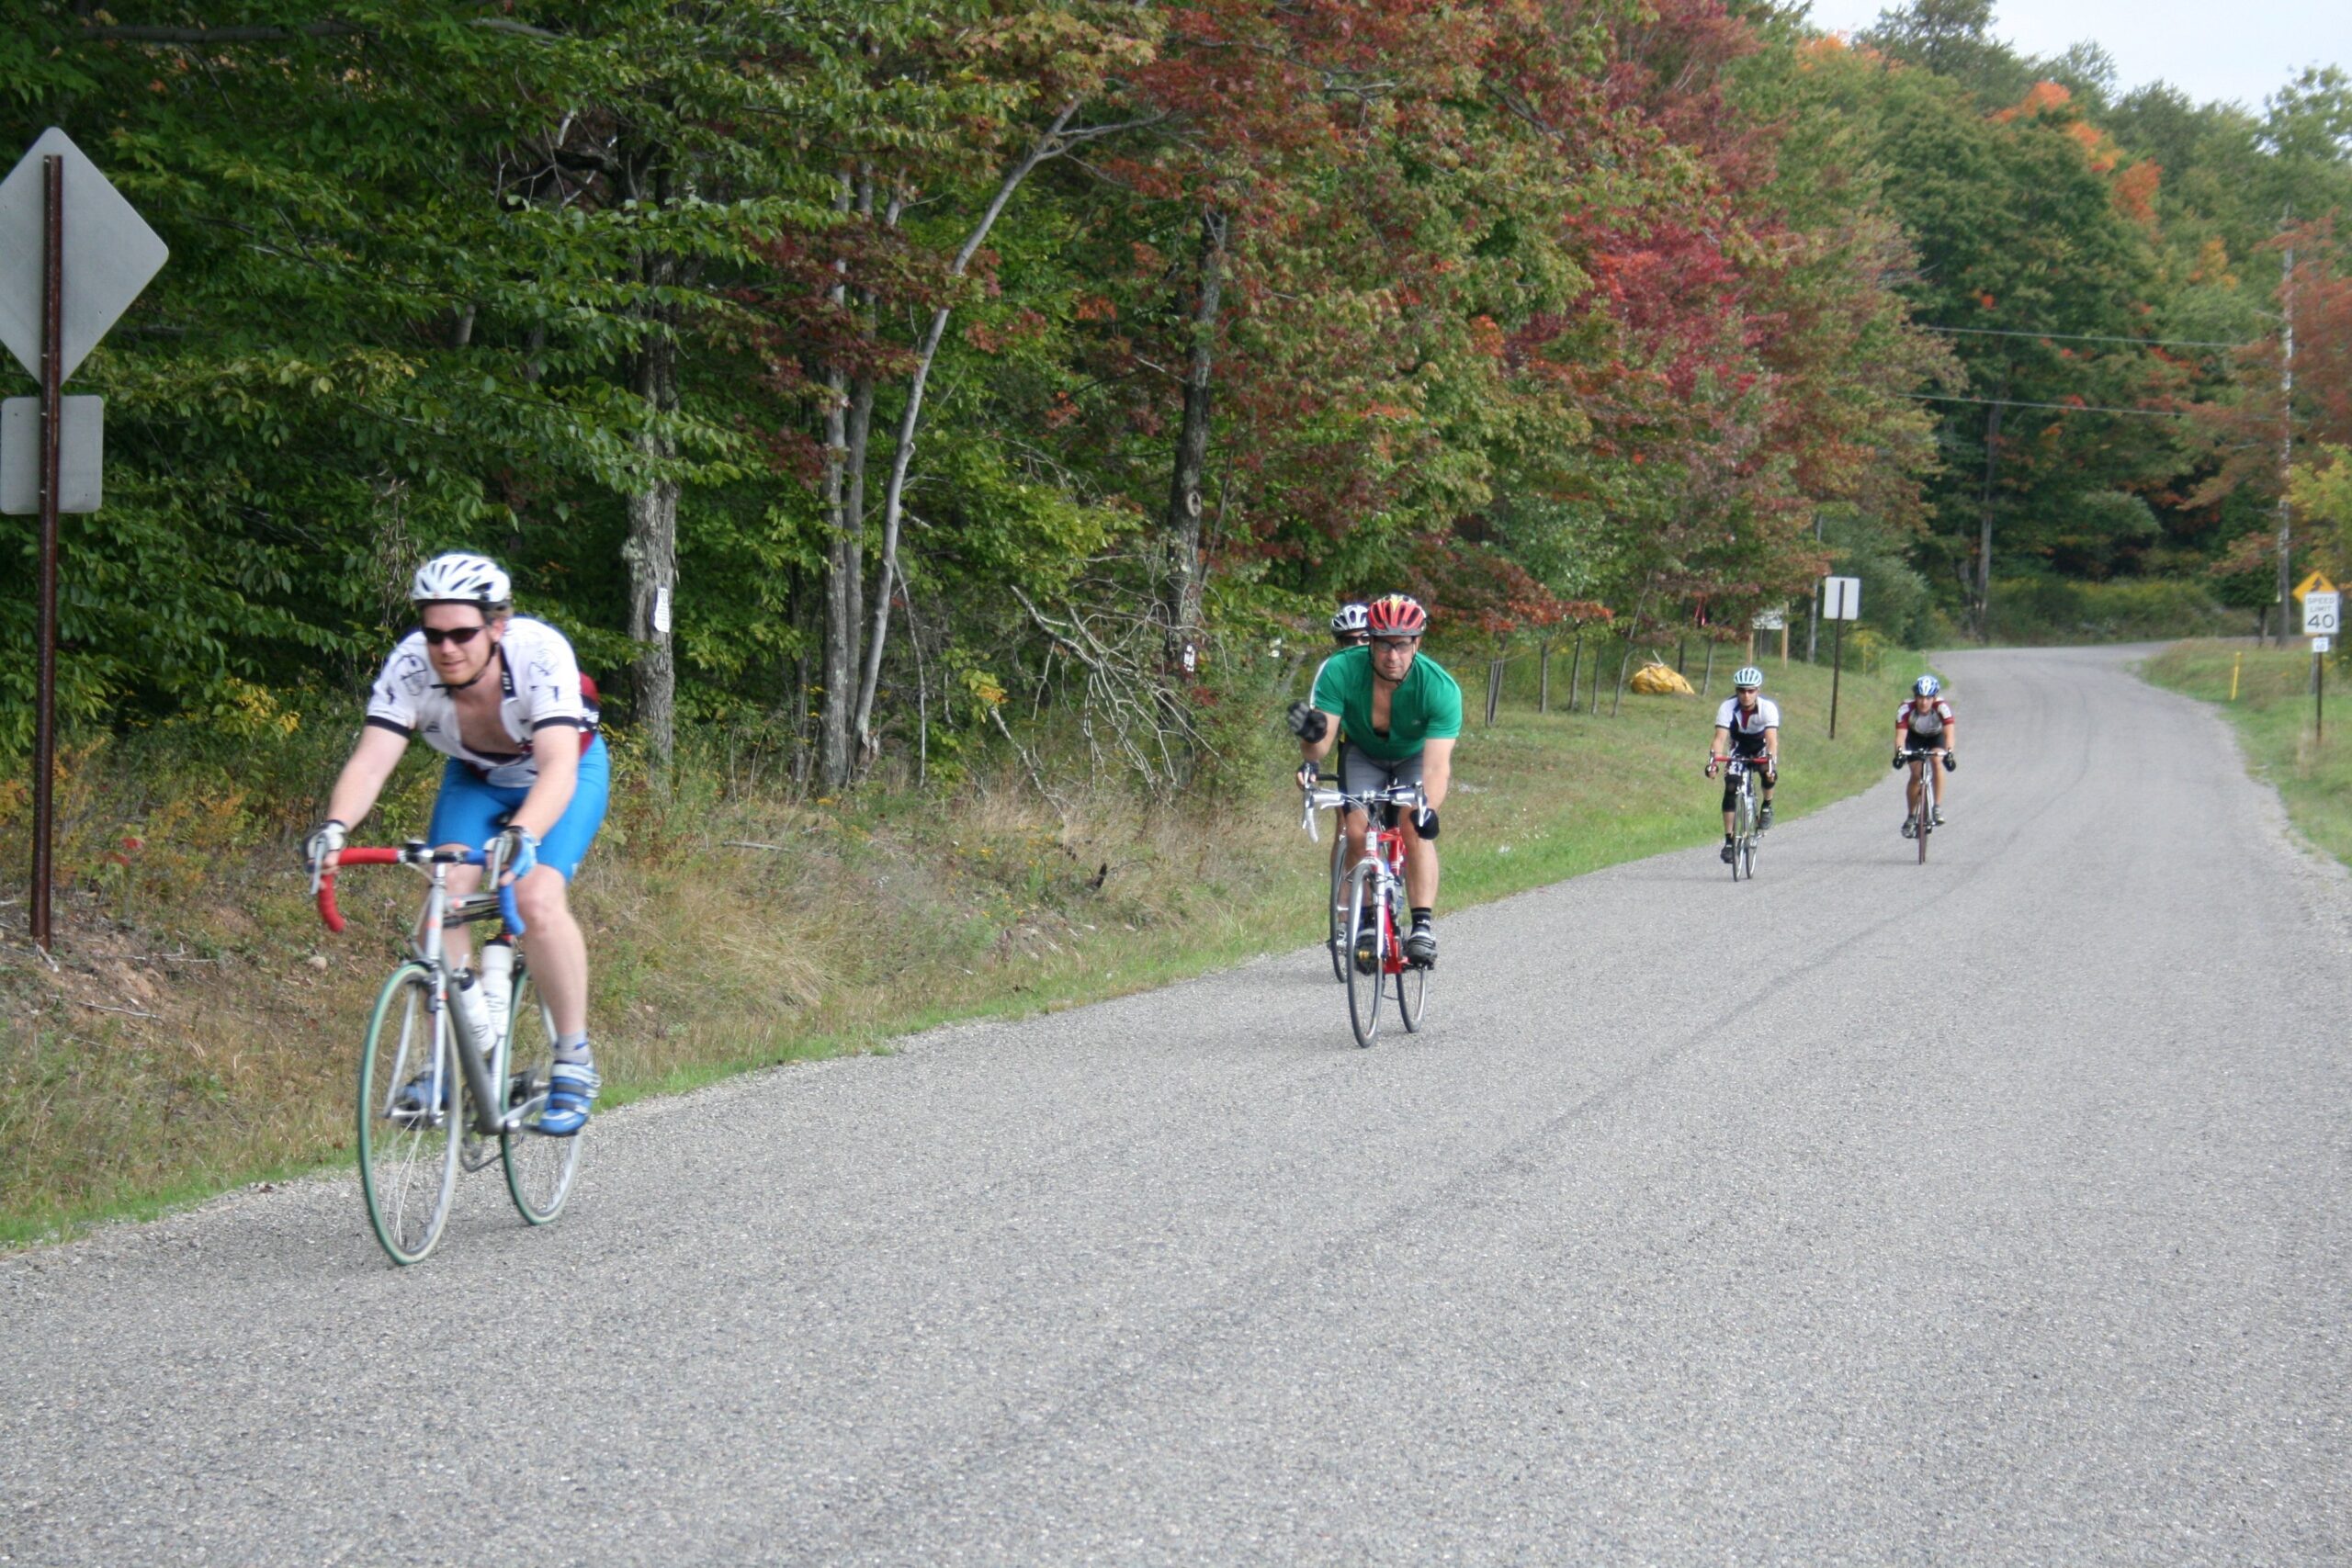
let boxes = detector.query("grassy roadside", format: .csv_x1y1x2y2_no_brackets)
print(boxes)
2141,639,2352,864
1,656,1915,1248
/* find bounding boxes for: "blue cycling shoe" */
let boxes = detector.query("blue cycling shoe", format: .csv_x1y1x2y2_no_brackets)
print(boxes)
390,1070,450,1124
537,1059,599,1137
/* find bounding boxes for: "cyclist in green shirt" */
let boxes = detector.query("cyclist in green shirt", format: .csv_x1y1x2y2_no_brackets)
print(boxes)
1286,593,1461,965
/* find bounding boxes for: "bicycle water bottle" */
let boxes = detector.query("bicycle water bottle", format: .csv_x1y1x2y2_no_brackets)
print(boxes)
451,968,492,1050
479,937,514,1043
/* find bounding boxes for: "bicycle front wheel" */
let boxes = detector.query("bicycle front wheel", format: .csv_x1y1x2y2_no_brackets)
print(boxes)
500,966,583,1225
1327,817,1349,983
356,963,459,1266
1344,863,1385,1048
1396,953,1429,1032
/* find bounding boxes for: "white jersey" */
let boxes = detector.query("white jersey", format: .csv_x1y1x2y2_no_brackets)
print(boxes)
366,616,587,787
1896,696,1953,739
1715,695,1781,740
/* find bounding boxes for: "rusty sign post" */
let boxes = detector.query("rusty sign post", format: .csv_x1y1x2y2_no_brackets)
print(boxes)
0,129,169,949
33,153,61,949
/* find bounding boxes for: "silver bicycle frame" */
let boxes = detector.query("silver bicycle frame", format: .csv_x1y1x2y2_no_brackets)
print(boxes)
397,846,522,1137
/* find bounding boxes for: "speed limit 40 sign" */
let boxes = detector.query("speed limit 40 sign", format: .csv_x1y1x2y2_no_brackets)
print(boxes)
2303,591,2341,637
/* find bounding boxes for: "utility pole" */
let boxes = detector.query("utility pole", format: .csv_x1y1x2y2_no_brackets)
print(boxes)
1976,378,2006,646
1805,512,1823,663
2275,226,2297,649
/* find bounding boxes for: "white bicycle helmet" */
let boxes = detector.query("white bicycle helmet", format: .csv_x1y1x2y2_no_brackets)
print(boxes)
1330,602,1370,637
1733,666,1765,689
411,551,511,608
1914,674,1940,697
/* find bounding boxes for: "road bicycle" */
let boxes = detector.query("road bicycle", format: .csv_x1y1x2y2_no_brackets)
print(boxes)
1301,781,1430,1048
317,841,582,1265
1898,747,1948,863
1708,754,1770,881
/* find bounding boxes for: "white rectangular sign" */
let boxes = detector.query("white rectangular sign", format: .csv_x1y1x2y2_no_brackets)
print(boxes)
0,395,100,513
2314,636,2333,654
1751,608,1785,631
1822,575,1860,622
2302,591,2339,636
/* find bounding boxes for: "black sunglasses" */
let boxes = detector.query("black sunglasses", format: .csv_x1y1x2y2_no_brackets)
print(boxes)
421,625,487,647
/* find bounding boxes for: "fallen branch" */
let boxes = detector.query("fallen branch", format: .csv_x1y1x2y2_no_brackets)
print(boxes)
74,999,162,1021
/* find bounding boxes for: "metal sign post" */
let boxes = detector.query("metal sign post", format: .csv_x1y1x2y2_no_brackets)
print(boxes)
2301,592,2339,745
1822,576,1860,739
0,128,169,950
2316,638,2329,740
32,154,60,949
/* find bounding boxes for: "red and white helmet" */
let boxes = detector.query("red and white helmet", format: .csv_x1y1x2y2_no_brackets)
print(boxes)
1364,593,1428,640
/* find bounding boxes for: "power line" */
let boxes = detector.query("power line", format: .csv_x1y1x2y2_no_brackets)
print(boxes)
1919,323,2252,351
1900,389,2191,415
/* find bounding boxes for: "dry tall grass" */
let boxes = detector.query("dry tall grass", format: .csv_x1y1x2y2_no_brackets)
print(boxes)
2,655,1914,1246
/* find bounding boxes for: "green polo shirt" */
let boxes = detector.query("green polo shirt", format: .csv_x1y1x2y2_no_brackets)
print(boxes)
1311,646,1463,761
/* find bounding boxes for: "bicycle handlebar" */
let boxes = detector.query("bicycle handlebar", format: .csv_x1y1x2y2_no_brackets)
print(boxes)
1299,780,1429,840
315,846,525,938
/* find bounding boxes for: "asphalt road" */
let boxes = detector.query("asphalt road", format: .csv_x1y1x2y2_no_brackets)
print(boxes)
6,646,2348,1565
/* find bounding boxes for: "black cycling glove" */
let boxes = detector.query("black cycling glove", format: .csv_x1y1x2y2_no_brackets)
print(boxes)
1413,807,1441,840
1285,701,1329,742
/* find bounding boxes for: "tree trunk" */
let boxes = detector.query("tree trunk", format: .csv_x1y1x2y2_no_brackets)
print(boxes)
1975,389,2005,646
854,103,1080,765
622,231,680,779
1159,206,1228,674
818,175,869,791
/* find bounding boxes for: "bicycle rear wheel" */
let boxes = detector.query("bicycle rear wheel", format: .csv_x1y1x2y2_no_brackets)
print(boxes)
1344,863,1385,1048
356,964,459,1266
500,965,583,1225
1327,817,1349,983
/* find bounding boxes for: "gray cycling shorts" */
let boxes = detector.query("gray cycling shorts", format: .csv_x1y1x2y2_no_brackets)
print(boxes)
1339,743,1425,800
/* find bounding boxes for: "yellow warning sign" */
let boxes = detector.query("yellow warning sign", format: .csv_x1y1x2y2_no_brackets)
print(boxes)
2294,570,2335,601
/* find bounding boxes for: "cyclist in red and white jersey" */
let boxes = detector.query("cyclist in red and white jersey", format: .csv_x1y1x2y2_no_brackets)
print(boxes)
1704,666,1780,861
1893,674,1957,835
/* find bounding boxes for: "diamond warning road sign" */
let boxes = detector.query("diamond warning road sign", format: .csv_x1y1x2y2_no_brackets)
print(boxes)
0,129,168,385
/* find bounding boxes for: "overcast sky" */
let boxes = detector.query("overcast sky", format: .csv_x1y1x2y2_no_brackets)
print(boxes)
1798,0,2350,111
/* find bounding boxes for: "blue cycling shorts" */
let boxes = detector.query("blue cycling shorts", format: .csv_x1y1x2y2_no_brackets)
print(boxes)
426,735,609,882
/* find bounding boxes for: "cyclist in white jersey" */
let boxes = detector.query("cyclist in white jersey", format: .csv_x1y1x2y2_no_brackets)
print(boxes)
1893,674,1957,833
302,552,609,1134
1704,666,1780,862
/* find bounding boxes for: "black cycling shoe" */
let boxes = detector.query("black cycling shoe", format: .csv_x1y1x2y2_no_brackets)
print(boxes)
1353,929,1378,974
1758,802,1774,830
1901,816,1917,839
1721,841,1736,863
1403,920,1437,967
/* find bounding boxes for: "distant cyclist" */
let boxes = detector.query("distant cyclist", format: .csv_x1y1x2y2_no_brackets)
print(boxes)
1329,602,1371,649
303,552,608,1134
1705,666,1780,862
1286,593,1460,966
1894,674,1957,835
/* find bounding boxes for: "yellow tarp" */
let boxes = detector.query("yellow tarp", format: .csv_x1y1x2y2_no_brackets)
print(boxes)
1628,661,1695,695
